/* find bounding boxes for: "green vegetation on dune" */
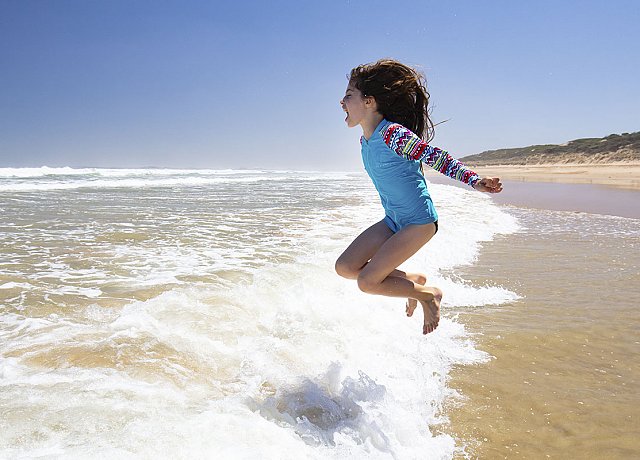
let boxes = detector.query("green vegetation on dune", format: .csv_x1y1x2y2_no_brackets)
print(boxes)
461,131,640,165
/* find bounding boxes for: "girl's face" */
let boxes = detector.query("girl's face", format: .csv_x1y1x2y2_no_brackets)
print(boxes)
340,84,368,128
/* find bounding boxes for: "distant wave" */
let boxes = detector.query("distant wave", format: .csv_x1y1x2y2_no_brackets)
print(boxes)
0,167,359,191
0,166,272,178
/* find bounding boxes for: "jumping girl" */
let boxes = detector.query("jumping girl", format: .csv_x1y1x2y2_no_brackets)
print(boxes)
335,59,503,335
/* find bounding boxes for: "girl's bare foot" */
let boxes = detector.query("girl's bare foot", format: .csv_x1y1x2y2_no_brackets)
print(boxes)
406,273,427,317
419,287,442,335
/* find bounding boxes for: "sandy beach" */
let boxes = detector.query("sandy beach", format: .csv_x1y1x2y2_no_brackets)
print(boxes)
428,171,640,458
467,162,640,191
425,163,640,219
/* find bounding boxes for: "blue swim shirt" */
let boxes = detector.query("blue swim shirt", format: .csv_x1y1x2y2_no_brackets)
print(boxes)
360,119,480,229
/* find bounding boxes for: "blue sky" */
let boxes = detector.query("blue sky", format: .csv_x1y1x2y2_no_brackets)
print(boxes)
1,0,638,170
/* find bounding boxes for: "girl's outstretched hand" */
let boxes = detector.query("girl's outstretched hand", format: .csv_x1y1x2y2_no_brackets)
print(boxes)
473,177,503,193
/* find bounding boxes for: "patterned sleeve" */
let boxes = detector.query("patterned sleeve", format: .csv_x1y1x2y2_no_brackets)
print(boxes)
381,123,480,187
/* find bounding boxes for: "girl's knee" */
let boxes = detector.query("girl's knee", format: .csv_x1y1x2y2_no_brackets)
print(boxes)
335,258,358,279
356,273,379,294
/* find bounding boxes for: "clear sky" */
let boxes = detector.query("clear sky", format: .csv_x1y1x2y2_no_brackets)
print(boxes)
1,0,638,170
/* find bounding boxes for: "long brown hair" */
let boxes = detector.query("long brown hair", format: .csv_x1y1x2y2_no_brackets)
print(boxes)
349,59,435,143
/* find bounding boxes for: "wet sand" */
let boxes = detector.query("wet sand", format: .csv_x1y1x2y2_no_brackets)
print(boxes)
434,182,640,458
487,180,640,219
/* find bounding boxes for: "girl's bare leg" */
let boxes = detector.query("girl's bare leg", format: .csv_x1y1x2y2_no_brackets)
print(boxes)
356,222,441,334
404,273,427,317
343,263,427,317
335,220,394,279
335,221,427,312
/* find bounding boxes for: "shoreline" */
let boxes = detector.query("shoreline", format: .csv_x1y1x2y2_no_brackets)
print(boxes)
441,206,640,459
425,163,639,456
425,165,640,220
464,162,640,191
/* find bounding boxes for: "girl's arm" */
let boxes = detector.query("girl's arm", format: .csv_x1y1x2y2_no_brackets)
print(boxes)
382,123,480,187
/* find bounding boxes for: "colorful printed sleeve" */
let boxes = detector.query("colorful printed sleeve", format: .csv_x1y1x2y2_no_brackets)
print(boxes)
381,123,480,187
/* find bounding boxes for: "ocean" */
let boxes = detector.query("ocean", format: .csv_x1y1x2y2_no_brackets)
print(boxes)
1,167,637,459
0,167,517,459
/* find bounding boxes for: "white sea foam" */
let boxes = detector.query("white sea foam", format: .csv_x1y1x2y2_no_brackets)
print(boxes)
0,169,521,458
0,176,263,191
0,282,33,290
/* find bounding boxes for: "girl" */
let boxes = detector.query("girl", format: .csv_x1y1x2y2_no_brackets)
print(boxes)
335,59,502,335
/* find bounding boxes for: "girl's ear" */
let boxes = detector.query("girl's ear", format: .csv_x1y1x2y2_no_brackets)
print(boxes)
364,95,377,110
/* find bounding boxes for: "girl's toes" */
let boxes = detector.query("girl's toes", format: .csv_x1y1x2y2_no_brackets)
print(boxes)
423,321,438,335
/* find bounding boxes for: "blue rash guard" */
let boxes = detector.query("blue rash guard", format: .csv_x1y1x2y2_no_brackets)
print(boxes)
361,119,480,233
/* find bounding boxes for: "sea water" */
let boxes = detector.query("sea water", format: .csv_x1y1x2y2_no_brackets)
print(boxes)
0,168,519,459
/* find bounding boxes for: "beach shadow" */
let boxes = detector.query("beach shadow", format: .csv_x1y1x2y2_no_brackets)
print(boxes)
250,364,391,450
